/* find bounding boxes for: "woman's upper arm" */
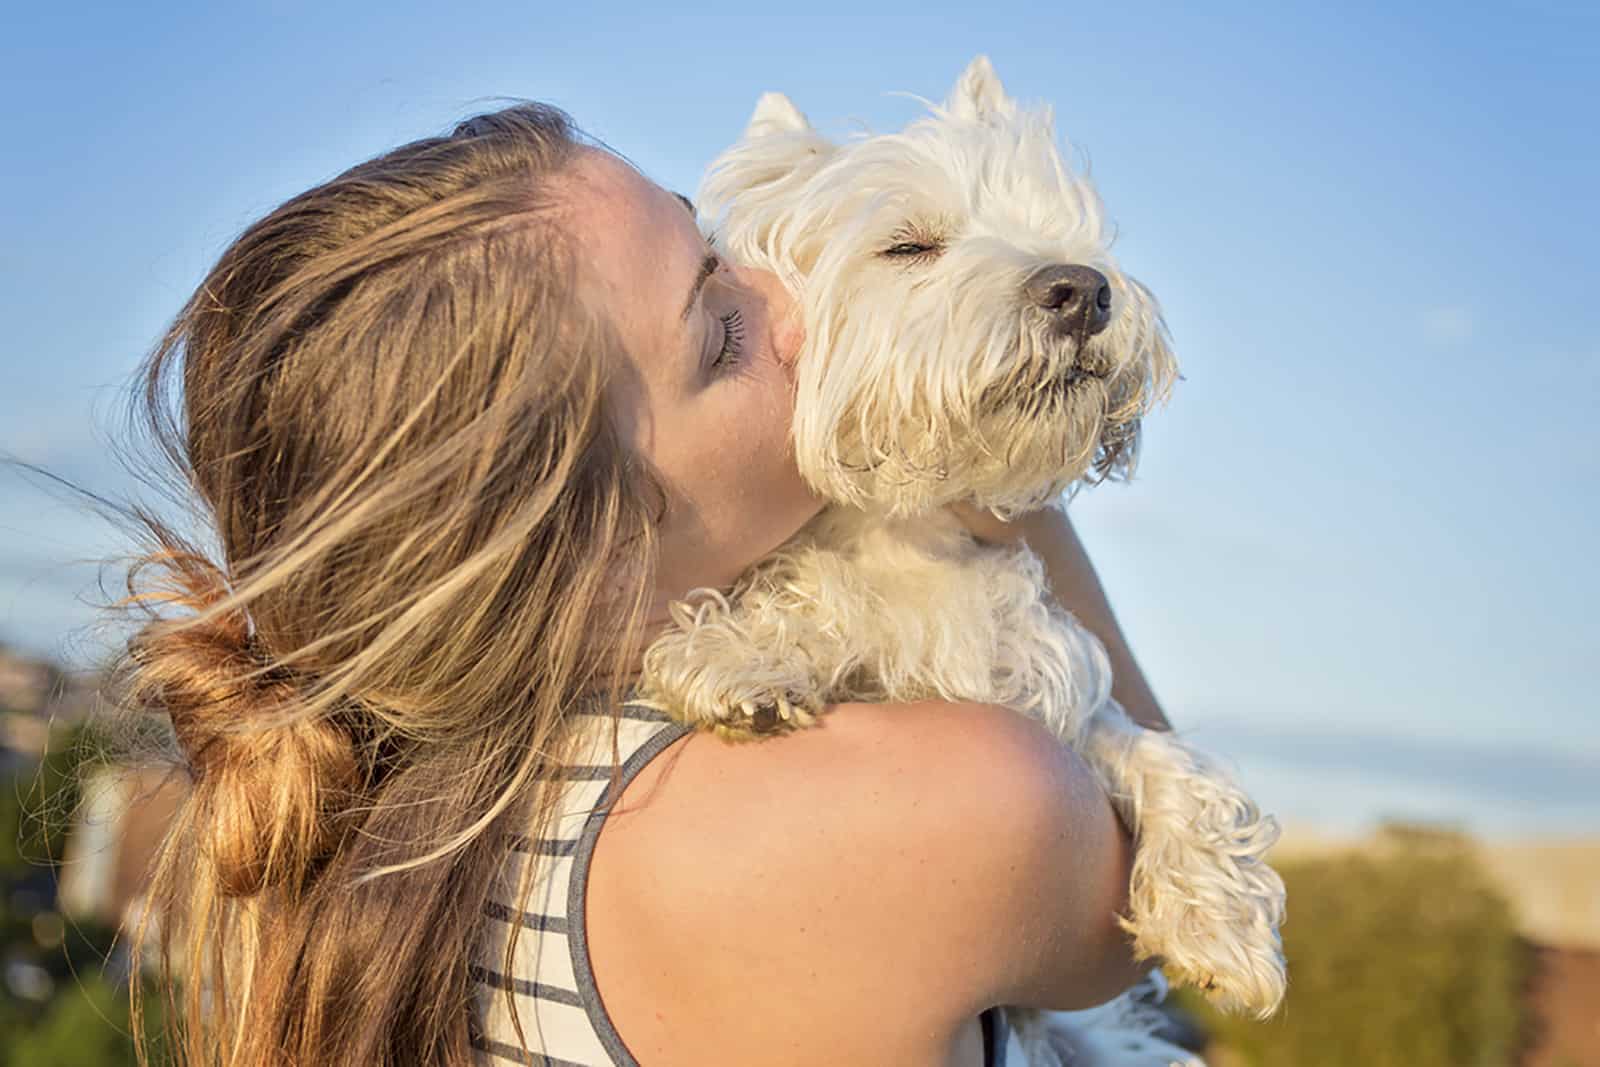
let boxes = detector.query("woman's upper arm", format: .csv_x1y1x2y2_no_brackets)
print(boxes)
931,700,1151,1010
593,698,1146,1060
827,698,1149,1014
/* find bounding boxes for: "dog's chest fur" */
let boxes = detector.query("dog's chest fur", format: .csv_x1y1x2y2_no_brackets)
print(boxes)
749,507,1109,747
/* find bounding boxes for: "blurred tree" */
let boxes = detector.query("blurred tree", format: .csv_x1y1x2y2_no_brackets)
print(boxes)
1182,822,1530,1067
2,724,166,1065
0,964,161,1067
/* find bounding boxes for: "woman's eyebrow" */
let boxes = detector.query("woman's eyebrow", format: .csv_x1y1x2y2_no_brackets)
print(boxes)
681,252,717,322
673,190,715,323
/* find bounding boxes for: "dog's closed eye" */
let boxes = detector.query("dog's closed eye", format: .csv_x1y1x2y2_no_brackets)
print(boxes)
882,241,942,258
880,226,947,261
879,218,955,262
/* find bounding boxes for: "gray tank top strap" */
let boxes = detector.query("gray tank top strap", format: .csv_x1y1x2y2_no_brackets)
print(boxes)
565,704,691,1066
984,1005,1010,1066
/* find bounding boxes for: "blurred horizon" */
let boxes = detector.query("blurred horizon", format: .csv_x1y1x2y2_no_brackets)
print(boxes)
2,2,1595,839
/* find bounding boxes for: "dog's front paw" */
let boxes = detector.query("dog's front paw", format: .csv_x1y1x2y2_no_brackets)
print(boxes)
643,670,826,742
640,591,828,741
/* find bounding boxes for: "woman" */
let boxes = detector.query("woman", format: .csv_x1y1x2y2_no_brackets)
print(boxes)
113,101,1166,1066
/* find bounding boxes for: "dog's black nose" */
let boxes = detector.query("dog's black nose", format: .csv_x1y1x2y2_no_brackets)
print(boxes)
1025,265,1112,337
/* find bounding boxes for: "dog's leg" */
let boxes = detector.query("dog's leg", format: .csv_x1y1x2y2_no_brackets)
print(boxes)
638,581,835,740
961,541,1285,1015
638,520,895,739
1080,703,1288,1018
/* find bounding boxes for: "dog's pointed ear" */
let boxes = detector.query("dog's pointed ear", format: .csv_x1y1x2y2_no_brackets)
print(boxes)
745,91,814,139
944,55,1018,121
697,92,836,252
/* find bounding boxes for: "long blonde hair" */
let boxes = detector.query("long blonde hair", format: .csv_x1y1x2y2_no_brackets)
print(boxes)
105,102,662,1065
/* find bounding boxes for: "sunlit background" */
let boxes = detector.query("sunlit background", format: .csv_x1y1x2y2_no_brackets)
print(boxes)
3,4,1600,1062
1,3,1596,1063
0,4,1593,1062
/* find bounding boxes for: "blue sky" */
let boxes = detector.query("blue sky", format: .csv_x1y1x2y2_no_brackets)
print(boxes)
2,2,1595,837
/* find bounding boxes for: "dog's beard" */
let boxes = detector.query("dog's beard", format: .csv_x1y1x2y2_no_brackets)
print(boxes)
960,363,1143,514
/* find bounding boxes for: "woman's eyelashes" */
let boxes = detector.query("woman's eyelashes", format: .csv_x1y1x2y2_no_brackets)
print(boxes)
711,308,745,372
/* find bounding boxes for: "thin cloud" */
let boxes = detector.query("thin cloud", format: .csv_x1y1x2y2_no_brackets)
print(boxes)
1420,305,1474,346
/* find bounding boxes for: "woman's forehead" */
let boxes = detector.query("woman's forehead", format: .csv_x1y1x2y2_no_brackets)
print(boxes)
566,152,696,311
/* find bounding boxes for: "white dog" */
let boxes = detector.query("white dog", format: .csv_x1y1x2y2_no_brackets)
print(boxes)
640,57,1285,1064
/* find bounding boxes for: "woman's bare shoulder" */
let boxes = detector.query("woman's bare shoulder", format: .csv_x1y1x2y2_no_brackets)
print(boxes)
599,699,1076,901
584,700,1024,1061
585,699,1139,1062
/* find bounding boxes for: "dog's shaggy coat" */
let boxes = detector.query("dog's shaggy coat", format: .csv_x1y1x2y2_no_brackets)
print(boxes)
640,57,1286,1066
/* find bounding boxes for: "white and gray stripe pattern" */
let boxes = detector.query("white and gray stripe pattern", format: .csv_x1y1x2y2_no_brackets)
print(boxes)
471,701,689,1067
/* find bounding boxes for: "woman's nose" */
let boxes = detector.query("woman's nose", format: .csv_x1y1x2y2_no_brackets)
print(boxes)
738,265,803,368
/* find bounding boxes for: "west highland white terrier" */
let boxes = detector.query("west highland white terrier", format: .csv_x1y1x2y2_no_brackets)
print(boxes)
640,57,1286,1065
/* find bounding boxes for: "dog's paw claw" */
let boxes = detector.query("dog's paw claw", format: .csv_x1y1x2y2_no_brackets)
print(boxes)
731,692,824,737
733,698,783,735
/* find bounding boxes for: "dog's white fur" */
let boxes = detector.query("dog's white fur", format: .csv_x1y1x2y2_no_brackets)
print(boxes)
638,58,1285,1065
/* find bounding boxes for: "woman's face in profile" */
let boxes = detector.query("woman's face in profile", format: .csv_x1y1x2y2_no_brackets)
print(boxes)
562,148,823,607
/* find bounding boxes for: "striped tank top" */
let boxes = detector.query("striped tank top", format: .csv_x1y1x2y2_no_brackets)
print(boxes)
469,697,1016,1066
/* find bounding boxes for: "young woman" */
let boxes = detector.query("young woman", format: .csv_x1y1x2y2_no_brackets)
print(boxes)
113,101,1167,1067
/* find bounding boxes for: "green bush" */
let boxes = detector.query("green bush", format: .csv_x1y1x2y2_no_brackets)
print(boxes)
1,972,161,1067
2,726,168,1065
1179,823,1529,1067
